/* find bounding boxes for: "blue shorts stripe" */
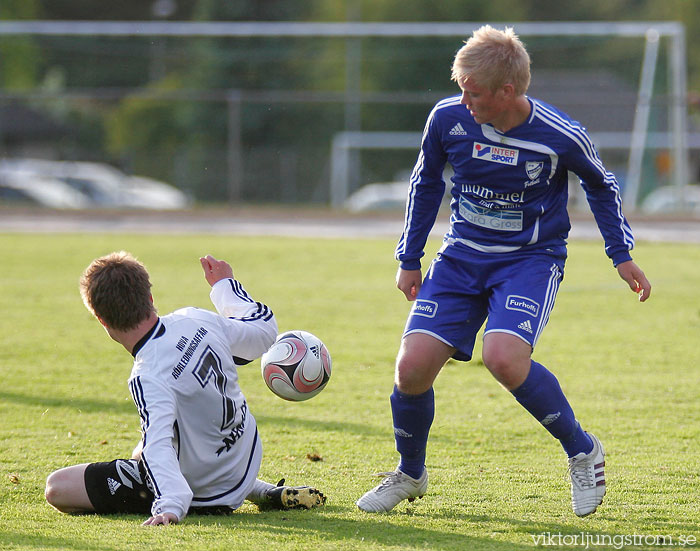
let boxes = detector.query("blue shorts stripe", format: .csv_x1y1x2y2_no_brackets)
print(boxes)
533,264,562,346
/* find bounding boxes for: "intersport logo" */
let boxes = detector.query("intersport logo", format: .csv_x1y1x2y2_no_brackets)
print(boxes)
473,142,519,165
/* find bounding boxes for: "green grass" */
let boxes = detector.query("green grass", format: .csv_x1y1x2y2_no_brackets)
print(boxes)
0,232,698,551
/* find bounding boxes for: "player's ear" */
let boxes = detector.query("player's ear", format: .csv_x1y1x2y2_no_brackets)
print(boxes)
501,83,515,99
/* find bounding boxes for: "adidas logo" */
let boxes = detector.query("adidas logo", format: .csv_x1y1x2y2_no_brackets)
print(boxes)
107,477,122,495
517,319,533,334
394,428,413,438
541,412,561,426
449,122,468,136
309,344,320,359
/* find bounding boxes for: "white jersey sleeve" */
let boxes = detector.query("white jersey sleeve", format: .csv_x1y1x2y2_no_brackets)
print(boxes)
129,374,193,520
209,278,279,364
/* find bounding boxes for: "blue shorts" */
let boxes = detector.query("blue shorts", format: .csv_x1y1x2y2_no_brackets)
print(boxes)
404,250,565,361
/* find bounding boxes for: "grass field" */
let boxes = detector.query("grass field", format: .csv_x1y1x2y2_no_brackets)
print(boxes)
0,232,698,551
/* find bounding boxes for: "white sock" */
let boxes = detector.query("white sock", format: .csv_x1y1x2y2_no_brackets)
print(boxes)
245,479,276,503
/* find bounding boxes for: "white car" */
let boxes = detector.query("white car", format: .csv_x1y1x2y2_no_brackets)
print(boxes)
0,158,190,210
122,175,190,210
0,169,91,209
641,184,700,215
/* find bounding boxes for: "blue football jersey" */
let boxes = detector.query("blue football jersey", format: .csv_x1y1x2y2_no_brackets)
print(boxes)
396,96,635,269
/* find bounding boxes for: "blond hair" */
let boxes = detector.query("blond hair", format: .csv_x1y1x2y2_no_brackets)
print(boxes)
80,251,155,331
451,25,531,95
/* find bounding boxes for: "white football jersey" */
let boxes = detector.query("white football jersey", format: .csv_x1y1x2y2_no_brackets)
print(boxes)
127,278,278,520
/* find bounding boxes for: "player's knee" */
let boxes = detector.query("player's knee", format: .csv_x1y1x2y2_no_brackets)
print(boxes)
45,470,68,511
395,354,432,394
482,345,527,389
394,355,443,394
394,334,451,394
45,468,84,513
482,344,507,373
482,333,532,388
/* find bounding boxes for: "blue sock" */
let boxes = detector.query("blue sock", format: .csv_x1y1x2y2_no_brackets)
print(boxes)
391,385,434,479
511,361,593,457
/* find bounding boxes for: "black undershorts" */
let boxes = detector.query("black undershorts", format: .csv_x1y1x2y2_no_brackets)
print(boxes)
84,459,234,516
84,459,153,514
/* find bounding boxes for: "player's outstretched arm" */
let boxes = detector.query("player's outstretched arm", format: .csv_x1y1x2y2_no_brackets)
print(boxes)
396,267,423,302
204,254,278,356
616,260,651,302
200,255,234,286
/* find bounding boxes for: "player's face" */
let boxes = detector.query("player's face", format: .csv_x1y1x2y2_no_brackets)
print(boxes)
458,77,508,126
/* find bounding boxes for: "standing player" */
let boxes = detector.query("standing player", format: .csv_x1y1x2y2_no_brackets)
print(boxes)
45,252,325,525
356,25,651,517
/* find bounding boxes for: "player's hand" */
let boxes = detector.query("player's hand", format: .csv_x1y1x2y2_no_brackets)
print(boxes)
396,268,422,301
142,512,179,526
200,255,234,286
616,260,651,302
131,439,143,460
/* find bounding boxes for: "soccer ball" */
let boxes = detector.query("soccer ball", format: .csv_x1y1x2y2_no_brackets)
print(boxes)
261,330,331,401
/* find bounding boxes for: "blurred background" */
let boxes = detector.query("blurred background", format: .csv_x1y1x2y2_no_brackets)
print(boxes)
1,0,699,214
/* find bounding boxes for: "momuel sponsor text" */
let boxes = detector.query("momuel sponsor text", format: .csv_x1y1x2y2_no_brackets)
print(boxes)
461,184,525,205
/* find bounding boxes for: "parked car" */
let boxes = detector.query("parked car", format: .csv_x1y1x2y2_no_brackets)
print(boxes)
641,184,700,215
121,174,190,210
0,158,190,209
0,169,91,209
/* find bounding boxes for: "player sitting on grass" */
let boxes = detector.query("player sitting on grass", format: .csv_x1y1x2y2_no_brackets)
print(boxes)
356,25,651,517
45,252,325,525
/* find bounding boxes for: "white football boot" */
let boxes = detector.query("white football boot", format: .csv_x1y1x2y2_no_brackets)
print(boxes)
356,468,428,512
568,433,606,517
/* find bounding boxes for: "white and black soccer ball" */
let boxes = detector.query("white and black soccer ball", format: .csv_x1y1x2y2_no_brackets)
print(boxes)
261,330,331,401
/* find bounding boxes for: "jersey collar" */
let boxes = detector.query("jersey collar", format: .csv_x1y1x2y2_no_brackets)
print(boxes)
131,317,164,357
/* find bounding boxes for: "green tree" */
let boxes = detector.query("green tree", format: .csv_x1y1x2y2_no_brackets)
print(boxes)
0,0,41,89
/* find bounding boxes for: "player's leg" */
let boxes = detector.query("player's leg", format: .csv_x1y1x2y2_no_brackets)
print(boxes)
484,254,605,516
392,332,454,478
483,253,594,457
247,478,326,510
483,333,605,516
392,253,486,481
483,331,592,454
47,459,154,516
481,331,531,390
244,428,325,510
356,333,452,513
394,332,453,394
45,464,95,513
358,254,486,513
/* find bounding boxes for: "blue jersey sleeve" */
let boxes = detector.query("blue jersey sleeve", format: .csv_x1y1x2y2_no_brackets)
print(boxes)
395,107,447,270
565,135,635,266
